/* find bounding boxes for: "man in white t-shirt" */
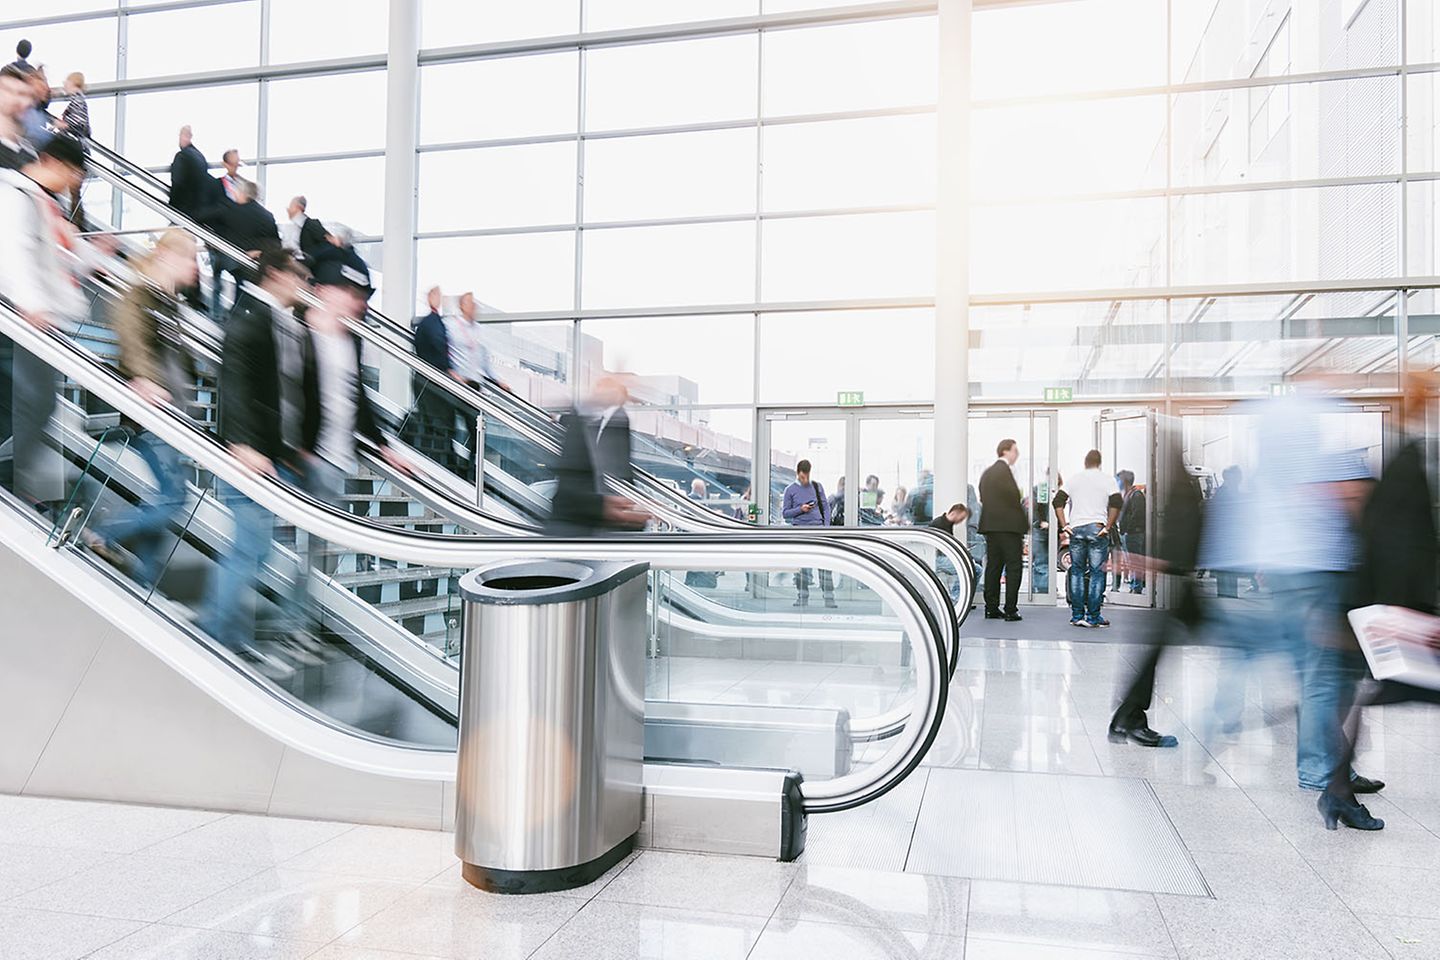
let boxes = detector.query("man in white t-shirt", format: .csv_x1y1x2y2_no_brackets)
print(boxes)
1054,448,1122,628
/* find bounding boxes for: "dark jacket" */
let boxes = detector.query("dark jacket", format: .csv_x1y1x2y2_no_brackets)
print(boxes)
978,459,1027,534
168,143,211,219
297,215,328,264
545,408,635,536
300,329,384,458
1117,487,1147,537
218,289,291,462
413,310,450,373
217,200,281,258
1357,440,1437,613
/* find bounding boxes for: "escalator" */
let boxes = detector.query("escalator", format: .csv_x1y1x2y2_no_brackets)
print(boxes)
77,140,978,634
0,298,952,853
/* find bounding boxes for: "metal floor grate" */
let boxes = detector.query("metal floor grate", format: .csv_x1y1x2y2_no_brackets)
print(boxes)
903,769,1210,896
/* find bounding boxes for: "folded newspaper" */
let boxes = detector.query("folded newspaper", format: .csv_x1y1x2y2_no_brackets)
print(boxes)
1348,604,1440,691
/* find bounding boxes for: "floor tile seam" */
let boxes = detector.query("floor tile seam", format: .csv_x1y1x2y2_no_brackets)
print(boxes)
962,935,1172,959
595,891,786,922
1147,889,1187,960
740,860,800,960
127,809,246,859
142,860,276,927
3,853,269,922
18,639,106,798
898,767,933,873
73,917,159,959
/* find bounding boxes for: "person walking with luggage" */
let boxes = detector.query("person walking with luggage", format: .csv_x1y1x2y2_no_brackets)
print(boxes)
1055,449,1121,628
782,459,835,608
978,439,1027,621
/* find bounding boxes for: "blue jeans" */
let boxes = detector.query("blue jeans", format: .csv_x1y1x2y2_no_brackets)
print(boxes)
1067,523,1109,621
96,433,185,588
1268,571,1363,789
204,464,305,651
1031,528,1049,593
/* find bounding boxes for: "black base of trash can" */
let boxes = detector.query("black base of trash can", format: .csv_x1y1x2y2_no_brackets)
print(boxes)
461,833,637,895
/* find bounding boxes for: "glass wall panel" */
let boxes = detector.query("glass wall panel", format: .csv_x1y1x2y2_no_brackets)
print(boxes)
581,221,756,308
579,315,755,405
1169,183,1399,287
762,17,937,116
970,300,1167,401
0,1,115,20
1171,76,1400,189
418,143,576,232
474,320,574,411
1173,0,1398,86
757,309,934,404
420,0,579,48
762,114,934,212
762,211,934,302
628,407,753,508
973,97,1165,200
586,0,756,32
266,72,386,157
585,34,758,130
261,156,386,238
419,53,579,144
0,17,118,84
123,83,260,169
84,94,117,147
416,233,577,314
1168,292,1399,395
584,127,756,221
125,2,263,79
973,0,1164,100
268,0,388,64
971,197,1165,294
1407,179,1440,276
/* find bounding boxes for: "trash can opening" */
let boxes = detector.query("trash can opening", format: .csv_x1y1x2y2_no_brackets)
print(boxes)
484,575,578,591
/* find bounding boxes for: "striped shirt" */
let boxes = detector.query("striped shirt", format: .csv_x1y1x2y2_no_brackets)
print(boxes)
61,93,90,141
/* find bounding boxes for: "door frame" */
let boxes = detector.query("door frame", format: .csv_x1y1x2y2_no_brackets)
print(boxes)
756,405,933,527
969,407,1060,606
1094,407,1159,608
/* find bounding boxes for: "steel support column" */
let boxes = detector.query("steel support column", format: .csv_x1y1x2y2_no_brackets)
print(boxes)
934,0,971,511
379,0,421,406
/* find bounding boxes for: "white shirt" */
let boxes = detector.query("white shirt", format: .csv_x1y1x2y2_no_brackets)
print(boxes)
0,169,88,330
279,212,304,254
443,314,494,384
1062,468,1118,528
312,328,359,472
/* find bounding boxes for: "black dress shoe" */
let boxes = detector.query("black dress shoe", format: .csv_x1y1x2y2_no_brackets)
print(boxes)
984,611,1004,619
1318,792,1384,831
1002,612,1023,622
1108,722,1178,748
1351,775,1386,794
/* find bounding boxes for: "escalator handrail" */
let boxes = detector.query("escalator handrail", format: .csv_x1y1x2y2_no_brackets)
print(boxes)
0,300,946,814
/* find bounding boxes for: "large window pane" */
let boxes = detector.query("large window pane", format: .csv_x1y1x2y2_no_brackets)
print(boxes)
628,407,754,504
1170,183,1399,287
1174,0,1398,86
0,17,118,84
585,34,757,130
763,114,934,212
1172,76,1399,189
580,315,755,405
268,0,387,64
419,53,578,144
123,83,260,169
1169,292,1399,395
419,143,576,231
971,197,1164,294
416,234,576,314
262,157,386,238
582,222,756,308
125,3,262,79
586,0,756,32
1,2,116,21
267,72,386,157
762,211,934,302
757,309,934,403
84,94,117,147
584,128,756,222
476,320,574,411
970,301,1166,401
421,0,579,47
973,98,1164,200
763,18,936,116
973,0,1163,99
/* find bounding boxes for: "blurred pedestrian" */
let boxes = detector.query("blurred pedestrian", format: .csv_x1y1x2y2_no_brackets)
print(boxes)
279,195,326,264
889,485,910,524
167,125,210,221
979,438,1026,622
782,458,835,608
409,284,459,471
20,67,52,149
56,72,88,142
930,501,972,603
1056,449,1121,628
87,230,200,587
0,64,36,170
0,136,90,513
1208,466,1246,598
545,375,647,536
10,39,32,74
1115,469,1146,594
684,479,719,588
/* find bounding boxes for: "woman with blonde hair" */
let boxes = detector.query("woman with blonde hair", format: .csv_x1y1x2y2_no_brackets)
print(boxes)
57,71,88,141
87,230,200,588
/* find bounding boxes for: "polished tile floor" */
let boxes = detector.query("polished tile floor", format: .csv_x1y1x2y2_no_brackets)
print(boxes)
9,625,1440,959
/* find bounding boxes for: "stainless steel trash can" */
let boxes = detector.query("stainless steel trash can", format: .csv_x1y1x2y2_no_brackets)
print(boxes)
454,559,648,894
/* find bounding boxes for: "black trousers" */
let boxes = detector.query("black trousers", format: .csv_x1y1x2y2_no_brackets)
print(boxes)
982,532,1023,615
1113,575,1204,728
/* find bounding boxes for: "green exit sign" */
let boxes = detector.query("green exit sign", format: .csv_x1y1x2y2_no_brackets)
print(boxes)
1043,387,1074,403
837,390,865,407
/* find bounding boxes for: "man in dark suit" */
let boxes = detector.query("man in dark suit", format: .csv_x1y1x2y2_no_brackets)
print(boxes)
167,125,211,221
409,285,459,472
211,178,279,315
544,375,648,537
978,438,1027,621
281,195,328,264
